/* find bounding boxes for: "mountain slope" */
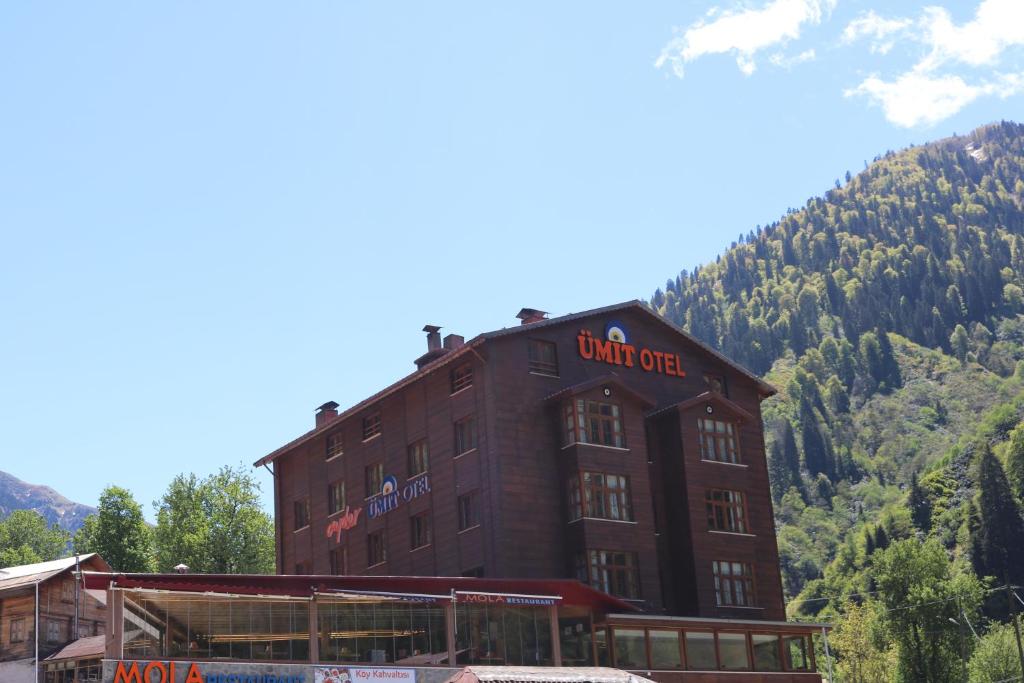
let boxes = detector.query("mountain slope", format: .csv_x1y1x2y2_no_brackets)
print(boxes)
650,121,1024,601
0,470,95,533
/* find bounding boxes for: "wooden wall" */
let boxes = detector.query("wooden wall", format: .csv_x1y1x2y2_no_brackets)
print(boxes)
271,304,785,619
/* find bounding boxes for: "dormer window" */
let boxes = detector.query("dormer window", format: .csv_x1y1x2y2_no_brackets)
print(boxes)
699,418,739,464
564,399,625,448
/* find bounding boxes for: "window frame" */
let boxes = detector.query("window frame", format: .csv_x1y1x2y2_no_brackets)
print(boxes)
698,418,740,464
457,491,479,531
410,512,432,550
362,412,382,441
454,415,478,456
10,617,26,643
293,498,311,531
325,431,344,460
328,547,348,576
367,529,387,567
564,399,626,448
528,339,559,376
705,489,748,534
712,560,757,608
450,364,474,394
365,463,383,499
327,480,346,516
581,549,640,600
407,439,429,477
568,471,634,522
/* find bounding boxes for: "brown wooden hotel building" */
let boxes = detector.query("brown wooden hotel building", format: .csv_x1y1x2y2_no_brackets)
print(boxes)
73,301,828,682
259,301,783,621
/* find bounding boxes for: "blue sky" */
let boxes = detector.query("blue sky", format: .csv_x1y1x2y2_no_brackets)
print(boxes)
1,0,1022,519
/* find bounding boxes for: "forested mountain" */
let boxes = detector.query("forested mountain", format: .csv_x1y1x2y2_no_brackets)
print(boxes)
650,121,1024,612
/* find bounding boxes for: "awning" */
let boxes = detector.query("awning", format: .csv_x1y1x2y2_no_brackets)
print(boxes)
445,667,656,683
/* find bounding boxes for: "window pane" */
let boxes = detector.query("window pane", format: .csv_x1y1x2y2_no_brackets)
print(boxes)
784,635,810,670
595,628,610,666
685,631,716,670
558,609,593,667
613,628,646,670
649,630,682,669
752,634,781,671
718,633,749,670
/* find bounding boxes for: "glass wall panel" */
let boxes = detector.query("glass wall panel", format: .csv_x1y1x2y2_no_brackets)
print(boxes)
718,632,750,670
648,630,682,669
558,608,593,666
684,631,716,671
595,628,610,666
612,628,646,670
752,634,781,671
319,600,446,664
455,604,552,666
121,590,309,662
784,634,810,670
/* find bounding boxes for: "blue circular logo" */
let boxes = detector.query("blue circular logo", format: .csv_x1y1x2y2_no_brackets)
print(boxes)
381,475,398,495
605,321,629,344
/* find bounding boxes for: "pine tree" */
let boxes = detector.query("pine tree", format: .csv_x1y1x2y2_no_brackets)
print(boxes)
779,420,805,498
1007,423,1024,502
875,327,902,390
873,525,889,552
950,324,970,363
971,443,1024,584
908,472,932,533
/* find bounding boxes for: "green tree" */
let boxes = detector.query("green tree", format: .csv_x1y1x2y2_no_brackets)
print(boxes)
153,473,210,572
971,443,1024,585
0,510,69,567
154,465,274,574
951,324,970,363
87,486,154,572
1007,423,1024,503
908,472,932,533
968,623,1023,683
872,538,985,683
72,514,97,556
831,601,893,683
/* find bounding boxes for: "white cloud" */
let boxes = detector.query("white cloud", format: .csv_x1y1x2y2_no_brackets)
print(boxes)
768,48,817,68
841,11,912,54
655,0,834,78
843,0,1024,127
845,71,1024,128
915,0,1024,72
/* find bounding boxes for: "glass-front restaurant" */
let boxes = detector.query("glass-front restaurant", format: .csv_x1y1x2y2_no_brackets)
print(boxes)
87,573,827,682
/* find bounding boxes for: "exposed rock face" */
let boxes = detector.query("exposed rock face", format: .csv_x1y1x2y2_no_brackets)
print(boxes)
0,470,95,532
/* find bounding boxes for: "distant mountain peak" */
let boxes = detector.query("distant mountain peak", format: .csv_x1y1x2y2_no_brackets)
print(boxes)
0,470,95,533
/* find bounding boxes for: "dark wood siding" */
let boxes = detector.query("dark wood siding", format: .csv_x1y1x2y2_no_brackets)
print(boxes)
270,305,785,619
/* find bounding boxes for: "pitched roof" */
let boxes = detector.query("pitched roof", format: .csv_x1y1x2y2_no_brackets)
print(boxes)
43,635,105,662
0,554,106,594
254,300,774,467
645,390,756,422
81,572,639,613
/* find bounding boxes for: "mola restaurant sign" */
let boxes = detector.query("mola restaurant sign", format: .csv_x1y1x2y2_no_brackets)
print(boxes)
577,322,686,378
114,661,305,683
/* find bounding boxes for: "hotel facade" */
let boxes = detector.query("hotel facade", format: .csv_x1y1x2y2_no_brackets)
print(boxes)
260,302,785,621
82,302,827,682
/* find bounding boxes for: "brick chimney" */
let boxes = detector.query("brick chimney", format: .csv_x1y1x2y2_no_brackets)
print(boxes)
416,325,448,369
315,401,339,427
443,334,465,350
516,308,548,325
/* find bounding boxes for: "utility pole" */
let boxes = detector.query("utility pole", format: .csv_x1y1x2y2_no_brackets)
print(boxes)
958,596,968,683
1006,577,1024,682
